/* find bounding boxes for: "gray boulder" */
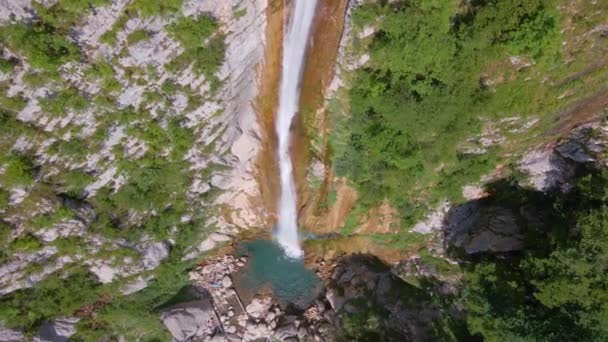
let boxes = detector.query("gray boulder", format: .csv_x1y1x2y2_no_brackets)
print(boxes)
274,322,298,341
160,288,219,341
120,276,151,295
520,125,605,192
34,317,80,342
142,241,170,270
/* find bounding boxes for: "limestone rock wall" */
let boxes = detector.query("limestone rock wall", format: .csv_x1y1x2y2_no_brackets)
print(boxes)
0,0,270,295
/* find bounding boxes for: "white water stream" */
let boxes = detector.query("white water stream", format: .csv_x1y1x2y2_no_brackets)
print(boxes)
275,0,318,258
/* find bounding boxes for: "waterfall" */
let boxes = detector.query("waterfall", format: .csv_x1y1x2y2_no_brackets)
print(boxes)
275,0,318,258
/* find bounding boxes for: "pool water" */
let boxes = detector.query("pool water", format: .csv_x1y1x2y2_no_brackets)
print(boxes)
236,240,320,309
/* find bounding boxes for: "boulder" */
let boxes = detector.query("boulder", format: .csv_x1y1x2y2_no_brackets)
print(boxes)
445,202,524,254
242,321,270,341
509,56,535,70
36,220,87,243
245,296,272,319
199,238,216,252
209,232,231,243
120,276,150,295
8,188,27,206
160,299,218,341
519,125,604,192
326,254,442,341
519,149,572,192
89,264,118,284
222,275,232,288
34,317,80,342
412,201,451,234
142,241,170,270
274,322,298,341
0,0,32,25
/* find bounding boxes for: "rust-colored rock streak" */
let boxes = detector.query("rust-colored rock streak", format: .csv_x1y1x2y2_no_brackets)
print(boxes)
291,0,349,228
303,236,419,265
253,0,285,225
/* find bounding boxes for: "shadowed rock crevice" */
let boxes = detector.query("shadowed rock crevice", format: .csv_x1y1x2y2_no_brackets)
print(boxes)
326,254,472,342
443,180,556,256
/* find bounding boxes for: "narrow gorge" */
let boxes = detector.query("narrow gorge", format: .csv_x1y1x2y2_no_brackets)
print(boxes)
1,0,608,341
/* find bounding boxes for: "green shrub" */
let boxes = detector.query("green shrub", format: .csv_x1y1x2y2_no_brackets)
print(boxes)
0,23,80,71
0,110,34,150
126,29,151,45
34,0,111,33
0,268,101,330
88,303,171,340
30,206,75,230
0,189,9,211
168,37,225,80
161,80,180,95
52,170,94,198
0,87,28,113
167,119,194,158
168,15,218,47
128,0,181,17
53,237,85,255
40,88,89,115
9,234,43,253
22,70,53,87
166,15,225,80
85,61,115,82
234,8,247,19
100,14,128,45
0,58,15,74
334,0,561,223
0,224,12,264
0,155,35,187
46,139,91,165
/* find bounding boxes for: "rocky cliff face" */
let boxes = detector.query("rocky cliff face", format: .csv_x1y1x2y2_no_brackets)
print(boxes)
0,0,270,308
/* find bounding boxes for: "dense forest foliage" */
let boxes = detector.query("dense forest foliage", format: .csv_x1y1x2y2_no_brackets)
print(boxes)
335,0,562,224
335,0,608,340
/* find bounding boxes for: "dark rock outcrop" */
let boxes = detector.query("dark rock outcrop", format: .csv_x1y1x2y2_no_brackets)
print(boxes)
444,202,525,254
520,124,607,192
326,254,451,341
34,317,80,342
160,286,220,341
443,178,556,256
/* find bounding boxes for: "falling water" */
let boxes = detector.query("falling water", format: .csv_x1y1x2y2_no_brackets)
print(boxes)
275,0,318,258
